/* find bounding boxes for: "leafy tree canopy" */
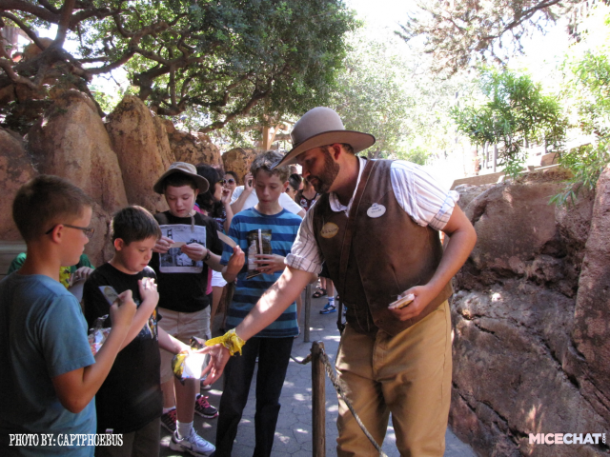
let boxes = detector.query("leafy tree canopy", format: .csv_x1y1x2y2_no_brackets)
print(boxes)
451,67,567,175
0,0,356,131
396,0,596,74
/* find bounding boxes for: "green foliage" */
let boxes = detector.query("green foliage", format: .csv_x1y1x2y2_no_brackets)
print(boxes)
451,68,567,179
0,0,356,133
398,0,584,74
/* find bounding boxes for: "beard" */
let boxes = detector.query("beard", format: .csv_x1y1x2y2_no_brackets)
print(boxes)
308,149,340,194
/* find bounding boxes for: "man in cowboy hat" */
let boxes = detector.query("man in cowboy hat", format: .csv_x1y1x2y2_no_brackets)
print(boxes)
204,107,477,457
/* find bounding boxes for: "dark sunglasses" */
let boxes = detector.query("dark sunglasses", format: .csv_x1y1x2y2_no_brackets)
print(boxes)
45,224,95,239
221,179,236,184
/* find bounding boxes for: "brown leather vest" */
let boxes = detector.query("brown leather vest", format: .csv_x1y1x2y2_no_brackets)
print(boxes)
312,159,453,336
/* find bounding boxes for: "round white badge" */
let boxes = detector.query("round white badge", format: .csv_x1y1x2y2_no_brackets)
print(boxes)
367,203,386,218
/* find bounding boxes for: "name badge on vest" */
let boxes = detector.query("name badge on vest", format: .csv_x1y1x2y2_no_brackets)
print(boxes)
367,203,386,218
321,222,339,239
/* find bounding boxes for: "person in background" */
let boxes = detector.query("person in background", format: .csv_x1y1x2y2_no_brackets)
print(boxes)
286,173,302,201
8,252,94,290
213,151,302,457
151,162,244,457
224,171,239,195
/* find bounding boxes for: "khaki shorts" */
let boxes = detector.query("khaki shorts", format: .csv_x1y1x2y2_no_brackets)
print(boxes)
158,307,211,383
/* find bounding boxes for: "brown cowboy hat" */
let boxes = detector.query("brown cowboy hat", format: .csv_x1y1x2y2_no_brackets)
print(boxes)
153,162,209,194
274,107,376,168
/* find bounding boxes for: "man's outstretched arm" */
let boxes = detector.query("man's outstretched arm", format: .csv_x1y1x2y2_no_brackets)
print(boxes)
203,266,315,384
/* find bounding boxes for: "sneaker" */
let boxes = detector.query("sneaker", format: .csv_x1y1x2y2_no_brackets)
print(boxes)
160,408,177,433
194,394,218,419
170,429,216,456
320,304,337,314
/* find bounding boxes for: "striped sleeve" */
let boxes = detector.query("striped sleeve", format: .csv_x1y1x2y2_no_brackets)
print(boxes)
390,161,459,231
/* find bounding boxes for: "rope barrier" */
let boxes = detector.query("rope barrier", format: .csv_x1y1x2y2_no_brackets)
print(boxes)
292,344,389,457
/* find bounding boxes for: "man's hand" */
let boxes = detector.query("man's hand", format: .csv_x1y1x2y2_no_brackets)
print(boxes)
200,344,231,385
253,254,285,275
109,290,137,330
181,242,206,261
388,285,437,321
153,236,173,254
138,277,159,305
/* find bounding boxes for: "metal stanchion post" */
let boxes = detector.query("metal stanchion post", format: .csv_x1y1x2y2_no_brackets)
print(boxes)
304,283,312,342
312,341,325,457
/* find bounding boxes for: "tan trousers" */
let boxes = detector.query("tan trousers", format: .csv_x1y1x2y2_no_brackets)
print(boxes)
335,301,452,457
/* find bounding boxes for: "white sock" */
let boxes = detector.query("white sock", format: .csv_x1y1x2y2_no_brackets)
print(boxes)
177,420,193,439
163,406,175,415
328,296,335,307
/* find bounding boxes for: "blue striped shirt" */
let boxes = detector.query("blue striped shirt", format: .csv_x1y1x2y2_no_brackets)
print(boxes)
221,208,302,337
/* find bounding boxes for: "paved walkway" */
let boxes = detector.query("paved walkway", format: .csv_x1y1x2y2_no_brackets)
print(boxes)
161,292,476,457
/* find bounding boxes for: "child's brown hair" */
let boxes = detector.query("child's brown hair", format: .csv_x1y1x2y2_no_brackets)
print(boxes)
13,175,93,242
250,151,289,182
111,206,161,245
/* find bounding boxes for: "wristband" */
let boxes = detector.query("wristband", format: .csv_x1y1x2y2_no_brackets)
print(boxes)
205,328,245,356
203,249,211,262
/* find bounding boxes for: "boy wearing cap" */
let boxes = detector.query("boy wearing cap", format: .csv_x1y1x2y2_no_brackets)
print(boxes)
151,162,244,456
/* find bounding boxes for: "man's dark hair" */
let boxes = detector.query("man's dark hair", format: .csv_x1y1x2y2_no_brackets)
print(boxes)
13,175,93,242
288,174,302,191
161,173,198,192
111,206,161,244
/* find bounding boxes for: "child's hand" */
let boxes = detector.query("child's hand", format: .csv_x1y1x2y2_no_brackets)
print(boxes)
253,254,285,275
71,266,94,283
153,236,173,254
225,246,245,276
138,277,159,306
181,243,206,261
109,290,137,330
200,344,231,386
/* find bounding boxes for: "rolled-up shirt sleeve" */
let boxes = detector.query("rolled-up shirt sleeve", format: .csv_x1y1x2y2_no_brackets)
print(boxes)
390,161,459,231
285,209,323,275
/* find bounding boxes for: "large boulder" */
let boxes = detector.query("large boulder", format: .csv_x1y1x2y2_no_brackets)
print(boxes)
28,89,128,213
0,128,37,240
26,90,128,265
106,96,173,213
449,178,609,456
163,120,222,168
222,148,258,183
567,164,610,426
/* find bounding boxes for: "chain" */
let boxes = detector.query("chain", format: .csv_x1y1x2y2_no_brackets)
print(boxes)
292,349,389,457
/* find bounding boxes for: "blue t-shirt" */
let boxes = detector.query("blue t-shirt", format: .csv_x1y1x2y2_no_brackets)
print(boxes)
221,208,301,337
0,273,96,456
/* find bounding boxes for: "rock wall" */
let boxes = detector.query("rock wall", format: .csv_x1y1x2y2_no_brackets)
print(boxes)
0,93,223,266
105,96,173,214
0,128,37,240
449,169,610,456
222,147,258,183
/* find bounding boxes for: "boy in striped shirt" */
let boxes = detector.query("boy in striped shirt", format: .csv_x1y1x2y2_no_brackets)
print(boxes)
215,151,302,456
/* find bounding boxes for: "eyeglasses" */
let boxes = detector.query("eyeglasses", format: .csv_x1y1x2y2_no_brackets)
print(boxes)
221,179,236,185
45,224,95,239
